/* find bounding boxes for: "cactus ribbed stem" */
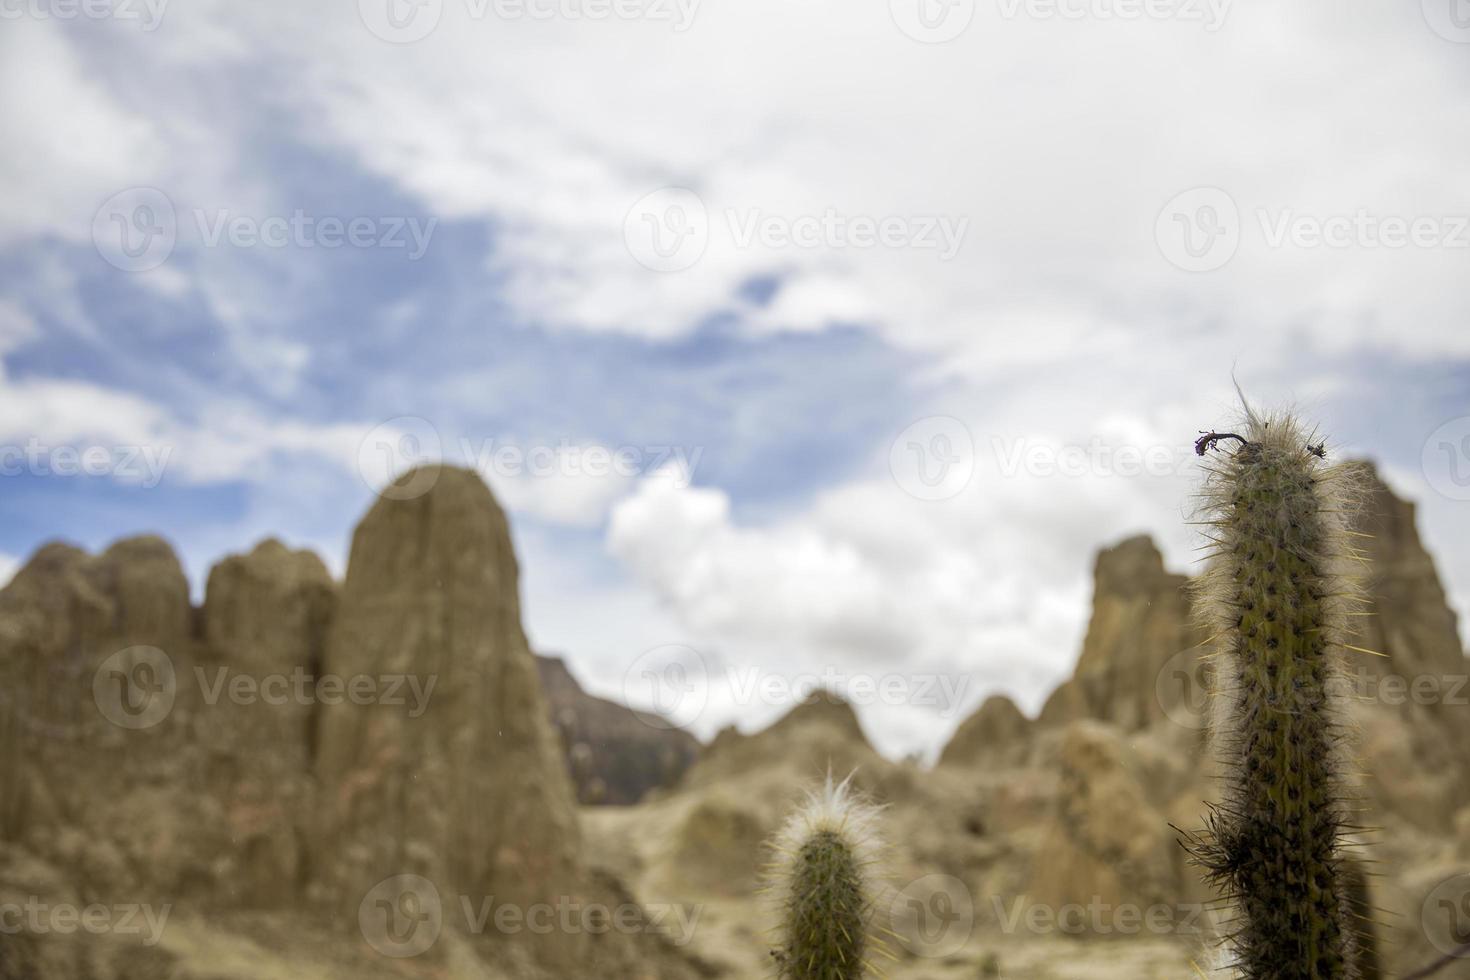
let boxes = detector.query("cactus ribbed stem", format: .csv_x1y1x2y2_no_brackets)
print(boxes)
1185,409,1369,980
767,775,885,980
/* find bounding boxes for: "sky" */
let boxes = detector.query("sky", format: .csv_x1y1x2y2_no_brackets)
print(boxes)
2,0,1469,760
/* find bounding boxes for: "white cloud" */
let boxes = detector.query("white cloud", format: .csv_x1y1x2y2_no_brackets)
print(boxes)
0,22,162,246
0,371,370,488
0,371,641,529
181,0,1470,368
605,430,1199,757
481,448,638,527
0,552,17,588
12,8,1470,369
603,373,1470,757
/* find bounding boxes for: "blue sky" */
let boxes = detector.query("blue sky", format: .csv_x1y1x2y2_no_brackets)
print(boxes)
3,1,1469,758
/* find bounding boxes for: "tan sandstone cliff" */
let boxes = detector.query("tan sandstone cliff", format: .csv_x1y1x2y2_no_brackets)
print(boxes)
0,467,705,980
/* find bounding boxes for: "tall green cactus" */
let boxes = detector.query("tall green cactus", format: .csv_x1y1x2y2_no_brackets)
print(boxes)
1184,409,1372,979
765,774,886,980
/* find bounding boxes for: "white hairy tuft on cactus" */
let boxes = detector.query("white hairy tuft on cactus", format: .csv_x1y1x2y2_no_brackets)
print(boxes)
764,772,888,980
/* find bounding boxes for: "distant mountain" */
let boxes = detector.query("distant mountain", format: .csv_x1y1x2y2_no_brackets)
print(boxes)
535,653,700,805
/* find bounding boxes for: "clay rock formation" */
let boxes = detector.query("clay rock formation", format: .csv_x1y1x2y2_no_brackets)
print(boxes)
0,536,192,673
1022,472,1470,832
1038,535,1208,734
1,471,705,978
1346,465,1470,831
307,467,700,976
197,537,337,907
663,791,769,895
0,533,342,911
1024,721,1186,914
613,692,907,909
574,690,970,980
683,691,894,797
961,469,1469,774
938,693,1030,769
935,467,1468,976
0,536,200,900
202,537,336,679
535,652,699,805
309,466,585,959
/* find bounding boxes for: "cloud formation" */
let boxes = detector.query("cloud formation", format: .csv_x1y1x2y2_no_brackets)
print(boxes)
2,1,1468,757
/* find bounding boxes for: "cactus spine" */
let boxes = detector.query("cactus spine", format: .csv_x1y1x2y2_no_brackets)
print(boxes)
1185,410,1369,979
766,774,885,980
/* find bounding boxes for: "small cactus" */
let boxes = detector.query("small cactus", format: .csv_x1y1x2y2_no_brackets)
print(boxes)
1183,407,1373,979
765,774,886,980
